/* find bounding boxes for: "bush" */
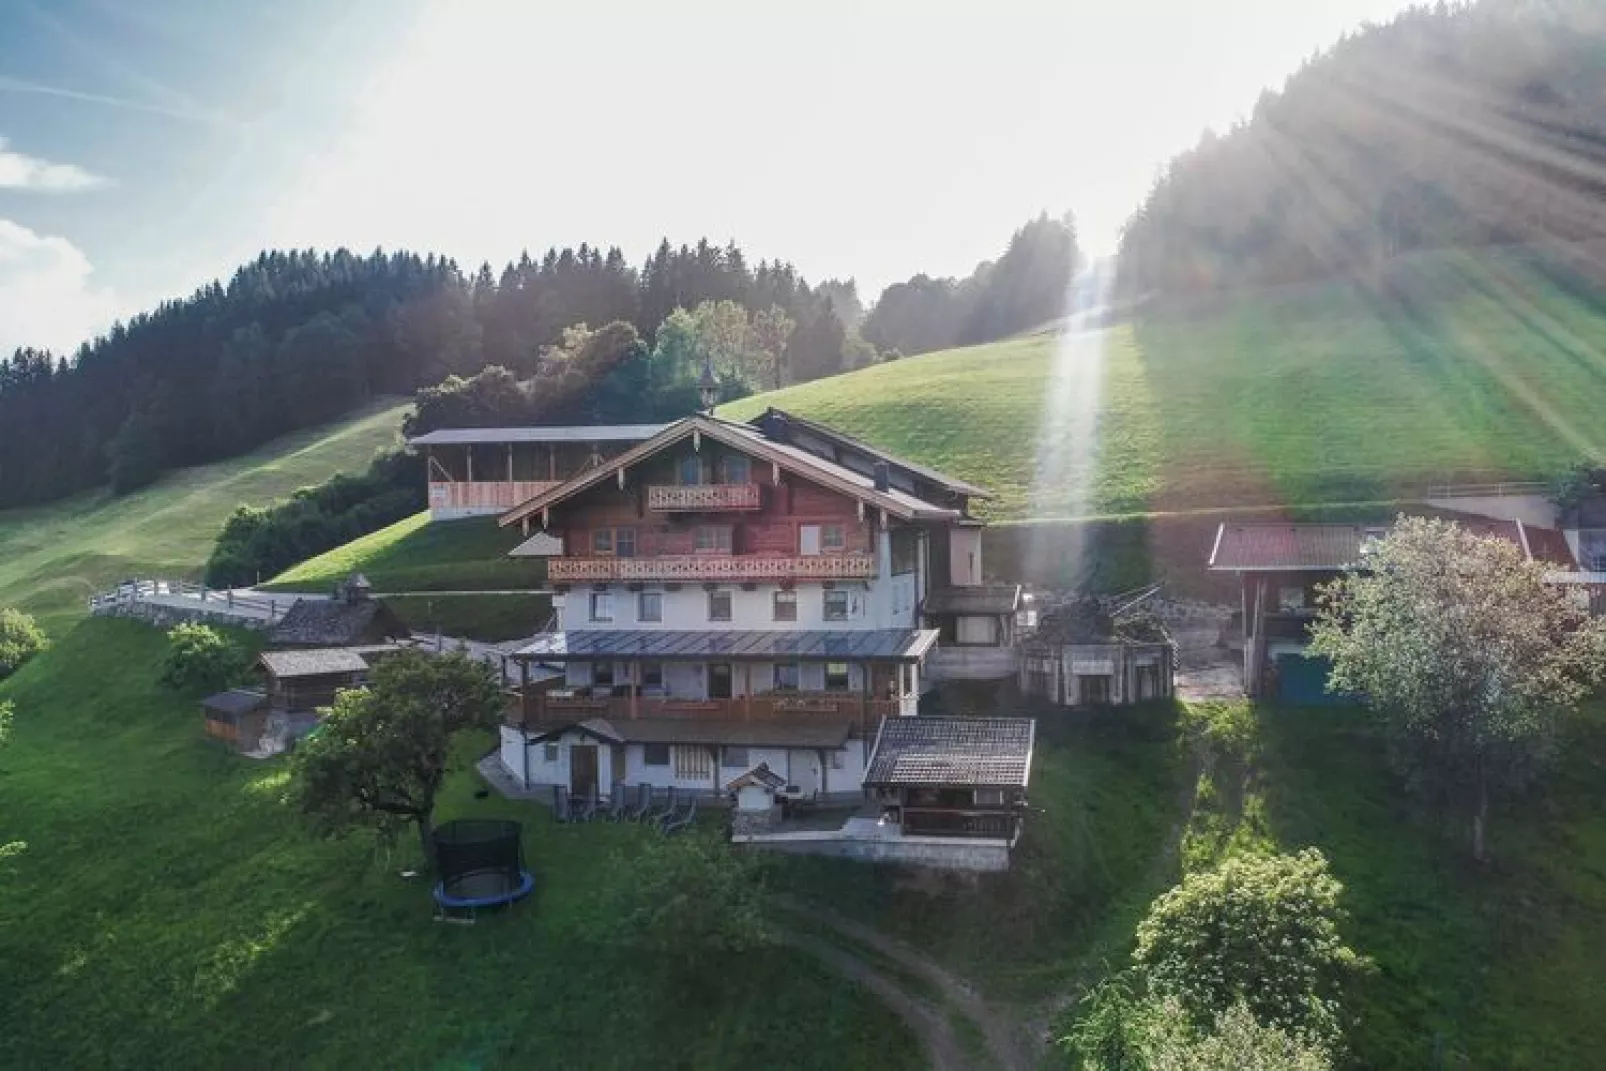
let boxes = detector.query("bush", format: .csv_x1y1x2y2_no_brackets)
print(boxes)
0,609,49,679
588,830,771,978
160,623,249,694
1069,989,1333,1071
204,448,424,587
1133,849,1360,1045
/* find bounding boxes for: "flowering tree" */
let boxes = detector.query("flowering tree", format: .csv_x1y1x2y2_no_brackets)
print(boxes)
1309,516,1605,861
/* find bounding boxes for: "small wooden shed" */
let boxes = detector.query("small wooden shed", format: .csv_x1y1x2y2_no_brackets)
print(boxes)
201,688,268,752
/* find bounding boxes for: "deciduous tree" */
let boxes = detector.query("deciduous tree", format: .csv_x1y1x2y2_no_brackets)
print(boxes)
286,650,502,866
0,609,48,680
1309,516,1606,861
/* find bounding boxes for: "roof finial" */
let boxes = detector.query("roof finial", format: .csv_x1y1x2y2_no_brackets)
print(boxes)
698,360,719,415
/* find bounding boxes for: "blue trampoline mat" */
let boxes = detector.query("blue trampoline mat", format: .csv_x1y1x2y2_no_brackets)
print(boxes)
433,869,535,909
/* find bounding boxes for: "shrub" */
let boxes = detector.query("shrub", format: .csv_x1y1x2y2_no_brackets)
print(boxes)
588,830,771,978
1145,1000,1332,1071
160,623,249,694
0,609,49,679
1133,849,1360,1045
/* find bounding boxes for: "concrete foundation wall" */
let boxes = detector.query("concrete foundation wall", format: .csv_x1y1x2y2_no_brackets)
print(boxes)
733,832,1012,872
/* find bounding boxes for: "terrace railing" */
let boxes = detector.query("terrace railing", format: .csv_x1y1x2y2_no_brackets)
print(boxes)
87,578,290,622
508,691,901,725
547,553,876,583
646,483,762,511
1425,480,1552,499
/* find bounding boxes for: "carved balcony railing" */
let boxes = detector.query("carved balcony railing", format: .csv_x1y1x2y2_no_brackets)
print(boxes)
646,483,762,511
508,692,903,725
547,553,876,583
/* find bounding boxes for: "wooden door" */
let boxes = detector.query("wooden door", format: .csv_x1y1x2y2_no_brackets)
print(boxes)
708,663,733,699
570,744,599,797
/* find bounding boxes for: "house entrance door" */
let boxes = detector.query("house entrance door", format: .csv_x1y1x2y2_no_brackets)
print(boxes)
708,663,733,699
570,744,599,798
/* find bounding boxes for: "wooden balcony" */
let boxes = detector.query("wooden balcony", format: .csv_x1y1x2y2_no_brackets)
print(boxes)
647,483,762,511
547,552,876,583
925,645,1020,682
507,692,902,725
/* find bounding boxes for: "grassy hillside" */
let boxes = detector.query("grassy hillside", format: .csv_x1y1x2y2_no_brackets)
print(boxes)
0,398,410,635
781,700,1606,1070
262,513,542,594
723,249,1606,521
0,620,919,1069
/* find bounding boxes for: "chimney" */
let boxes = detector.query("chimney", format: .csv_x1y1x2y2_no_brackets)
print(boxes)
873,461,890,492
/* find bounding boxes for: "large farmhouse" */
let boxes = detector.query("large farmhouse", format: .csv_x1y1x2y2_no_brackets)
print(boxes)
496,407,1001,805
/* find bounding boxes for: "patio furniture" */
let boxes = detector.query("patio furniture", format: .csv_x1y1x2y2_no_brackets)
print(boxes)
662,795,698,836
574,783,600,823
647,785,679,826
552,785,572,823
605,781,629,821
625,782,653,822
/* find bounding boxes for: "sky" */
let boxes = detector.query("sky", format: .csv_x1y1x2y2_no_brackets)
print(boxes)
0,0,1422,356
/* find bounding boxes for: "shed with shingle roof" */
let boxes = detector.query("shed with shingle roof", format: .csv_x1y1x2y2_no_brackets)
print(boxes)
865,716,1035,788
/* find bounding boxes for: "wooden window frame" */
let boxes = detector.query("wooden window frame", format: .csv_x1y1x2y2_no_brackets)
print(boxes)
637,590,663,623
589,591,614,622
824,661,851,692
821,523,847,552
708,588,733,622
773,663,800,692
823,589,850,622
695,525,733,554
772,588,798,622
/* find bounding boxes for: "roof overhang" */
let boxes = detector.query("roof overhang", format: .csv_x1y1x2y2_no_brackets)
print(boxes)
408,425,665,446
497,415,958,529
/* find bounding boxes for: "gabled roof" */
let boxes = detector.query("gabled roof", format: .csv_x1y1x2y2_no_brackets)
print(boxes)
201,688,267,718
746,408,990,498
258,649,370,679
726,762,788,791
864,716,1035,787
267,597,407,648
922,584,1022,616
1208,524,1385,572
408,424,664,446
498,414,969,528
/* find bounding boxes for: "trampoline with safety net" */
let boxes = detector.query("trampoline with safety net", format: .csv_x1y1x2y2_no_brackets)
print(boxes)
431,819,534,922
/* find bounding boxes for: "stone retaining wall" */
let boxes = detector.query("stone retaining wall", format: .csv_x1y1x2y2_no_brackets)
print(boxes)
91,599,277,632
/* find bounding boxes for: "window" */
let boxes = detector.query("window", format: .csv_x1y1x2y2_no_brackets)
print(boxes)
821,523,846,552
638,591,662,622
641,662,664,688
592,662,615,688
1279,586,1305,611
721,455,751,484
695,525,733,553
674,745,713,779
679,455,702,485
543,743,560,763
828,749,844,770
772,588,797,621
825,662,850,691
1079,674,1112,705
589,591,614,622
799,524,821,556
890,529,918,574
708,589,733,621
773,663,800,691
722,746,750,769
644,743,670,767
593,527,634,557
823,589,850,621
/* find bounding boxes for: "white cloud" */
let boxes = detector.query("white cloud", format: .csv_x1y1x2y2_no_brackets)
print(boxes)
0,220,121,354
0,137,109,192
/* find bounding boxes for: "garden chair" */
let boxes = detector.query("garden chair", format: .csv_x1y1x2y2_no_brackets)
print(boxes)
662,795,698,835
626,782,653,822
647,785,679,826
552,785,572,823
574,783,599,823
605,782,629,822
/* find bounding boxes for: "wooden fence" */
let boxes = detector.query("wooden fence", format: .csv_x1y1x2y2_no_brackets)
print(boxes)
87,579,290,622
